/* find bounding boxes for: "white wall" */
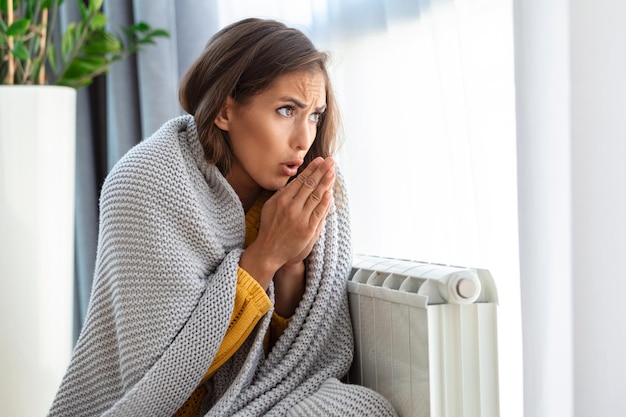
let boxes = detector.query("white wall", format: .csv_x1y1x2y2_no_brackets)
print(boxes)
514,0,626,416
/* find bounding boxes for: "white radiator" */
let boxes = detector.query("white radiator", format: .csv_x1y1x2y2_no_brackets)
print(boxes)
346,254,500,417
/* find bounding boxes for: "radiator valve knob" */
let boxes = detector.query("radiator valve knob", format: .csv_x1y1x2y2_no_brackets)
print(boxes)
444,272,481,304
457,278,478,299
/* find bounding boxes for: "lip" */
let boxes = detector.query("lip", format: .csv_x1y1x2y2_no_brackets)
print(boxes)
281,159,304,177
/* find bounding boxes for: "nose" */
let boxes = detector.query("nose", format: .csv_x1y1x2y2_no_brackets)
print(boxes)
292,118,316,151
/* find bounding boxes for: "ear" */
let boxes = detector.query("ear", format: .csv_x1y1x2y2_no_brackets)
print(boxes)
214,96,235,131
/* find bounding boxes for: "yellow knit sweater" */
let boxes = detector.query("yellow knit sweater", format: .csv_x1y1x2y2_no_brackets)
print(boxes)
174,192,290,416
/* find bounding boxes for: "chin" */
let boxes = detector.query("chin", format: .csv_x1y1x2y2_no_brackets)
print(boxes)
262,178,289,191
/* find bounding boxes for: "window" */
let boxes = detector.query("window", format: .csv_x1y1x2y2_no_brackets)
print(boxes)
219,1,522,415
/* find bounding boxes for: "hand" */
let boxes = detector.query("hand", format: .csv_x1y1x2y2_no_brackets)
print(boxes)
239,157,335,289
283,197,330,265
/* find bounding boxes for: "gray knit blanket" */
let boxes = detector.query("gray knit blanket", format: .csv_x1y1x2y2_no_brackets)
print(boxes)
48,115,396,416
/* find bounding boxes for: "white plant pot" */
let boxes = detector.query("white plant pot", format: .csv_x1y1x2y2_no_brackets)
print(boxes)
0,86,76,416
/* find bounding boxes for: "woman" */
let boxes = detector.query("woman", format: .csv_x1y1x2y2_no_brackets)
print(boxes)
49,18,397,416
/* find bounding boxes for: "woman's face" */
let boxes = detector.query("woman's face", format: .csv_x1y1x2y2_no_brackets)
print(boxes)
216,70,327,204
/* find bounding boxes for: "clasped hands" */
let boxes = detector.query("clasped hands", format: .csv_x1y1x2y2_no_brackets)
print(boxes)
239,157,335,316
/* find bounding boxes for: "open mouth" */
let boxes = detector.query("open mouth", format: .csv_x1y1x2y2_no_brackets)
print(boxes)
282,162,301,177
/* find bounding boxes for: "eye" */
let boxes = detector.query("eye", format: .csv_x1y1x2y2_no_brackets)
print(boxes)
309,112,323,124
277,106,294,118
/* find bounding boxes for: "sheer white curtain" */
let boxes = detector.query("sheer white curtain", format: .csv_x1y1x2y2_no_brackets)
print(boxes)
218,1,522,416
515,0,626,416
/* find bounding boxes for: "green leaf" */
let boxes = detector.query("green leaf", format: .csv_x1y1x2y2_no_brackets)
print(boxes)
76,21,85,47
133,22,150,32
61,23,76,61
6,18,31,37
24,0,37,18
78,1,89,21
148,29,170,38
63,61,93,80
91,13,107,30
47,44,58,73
78,55,108,68
65,56,106,77
137,38,156,45
58,73,94,89
88,0,104,13
12,41,30,60
59,55,110,88
31,56,43,80
83,31,122,54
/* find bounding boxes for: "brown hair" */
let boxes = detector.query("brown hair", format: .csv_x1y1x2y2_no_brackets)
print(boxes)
179,18,342,176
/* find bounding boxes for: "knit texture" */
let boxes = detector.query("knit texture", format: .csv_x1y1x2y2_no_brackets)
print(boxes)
48,115,397,417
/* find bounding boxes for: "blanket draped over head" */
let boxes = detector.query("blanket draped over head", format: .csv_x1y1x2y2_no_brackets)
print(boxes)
48,115,396,417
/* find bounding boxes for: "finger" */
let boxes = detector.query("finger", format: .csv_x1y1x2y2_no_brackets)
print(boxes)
292,157,334,199
312,197,331,237
293,158,335,207
302,168,335,214
282,157,324,197
308,189,333,229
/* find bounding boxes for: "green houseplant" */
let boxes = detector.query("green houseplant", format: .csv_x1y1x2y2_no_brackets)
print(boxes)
0,1,168,415
1,0,168,87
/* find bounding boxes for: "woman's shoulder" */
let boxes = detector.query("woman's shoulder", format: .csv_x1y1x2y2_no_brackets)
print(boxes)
104,116,198,183
117,115,195,166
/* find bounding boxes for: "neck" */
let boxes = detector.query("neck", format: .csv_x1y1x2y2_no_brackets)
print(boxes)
226,178,261,212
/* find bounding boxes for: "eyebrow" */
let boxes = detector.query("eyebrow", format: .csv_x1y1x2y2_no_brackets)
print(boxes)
279,96,327,113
